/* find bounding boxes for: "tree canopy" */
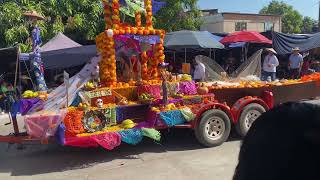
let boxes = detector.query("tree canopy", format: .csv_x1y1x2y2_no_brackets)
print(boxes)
153,0,202,32
260,0,303,33
301,16,317,34
0,0,202,52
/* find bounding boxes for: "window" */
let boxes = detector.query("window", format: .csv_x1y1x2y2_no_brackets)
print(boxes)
235,22,247,31
264,22,274,31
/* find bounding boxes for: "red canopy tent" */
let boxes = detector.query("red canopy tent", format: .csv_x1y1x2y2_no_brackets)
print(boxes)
220,31,272,44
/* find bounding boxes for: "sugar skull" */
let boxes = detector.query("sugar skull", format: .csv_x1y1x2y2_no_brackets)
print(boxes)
96,98,103,108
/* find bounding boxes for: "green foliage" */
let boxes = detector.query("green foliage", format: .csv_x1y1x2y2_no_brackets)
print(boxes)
153,0,202,32
0,0,104,52
0,0,202,52
301,16,316,34
260,0,303,33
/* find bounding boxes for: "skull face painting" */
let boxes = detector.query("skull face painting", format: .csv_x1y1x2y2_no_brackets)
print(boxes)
96,99,103,108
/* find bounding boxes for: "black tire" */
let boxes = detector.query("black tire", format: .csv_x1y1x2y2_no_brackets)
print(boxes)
236,103,266,137
195,109,231,147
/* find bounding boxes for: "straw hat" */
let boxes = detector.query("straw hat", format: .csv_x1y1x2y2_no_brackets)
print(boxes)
23,10,45,20
292,47,300,52
266,48,277,54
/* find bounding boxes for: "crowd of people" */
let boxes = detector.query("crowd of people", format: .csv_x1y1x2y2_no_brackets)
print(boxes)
188,46,317,82
262,47,319,81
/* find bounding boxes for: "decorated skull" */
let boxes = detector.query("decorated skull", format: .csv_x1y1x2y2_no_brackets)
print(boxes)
96,98,103,108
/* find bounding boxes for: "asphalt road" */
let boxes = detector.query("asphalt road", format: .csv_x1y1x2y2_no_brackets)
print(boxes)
0,121,240,180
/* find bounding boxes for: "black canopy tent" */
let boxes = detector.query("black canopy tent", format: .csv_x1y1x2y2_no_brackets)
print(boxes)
0,47,21,82
0,46,36,92
41,45,96,69
0,47,17,72
40,32,96,70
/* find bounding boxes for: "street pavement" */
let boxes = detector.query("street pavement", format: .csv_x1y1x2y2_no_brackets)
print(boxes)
0,116,240,180
1,100,318,180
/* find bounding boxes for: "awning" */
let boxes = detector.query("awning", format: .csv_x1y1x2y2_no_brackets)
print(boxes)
220,31,272,44
41,45,97,69
272,31,320,55
165,30,225,50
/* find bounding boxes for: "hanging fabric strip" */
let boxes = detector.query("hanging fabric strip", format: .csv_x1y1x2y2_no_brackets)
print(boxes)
152,0,166,14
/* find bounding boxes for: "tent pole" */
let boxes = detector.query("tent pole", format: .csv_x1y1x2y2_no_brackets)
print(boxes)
209,48,211,58
184,48,187,63
174,51,176,63
213,49,216,61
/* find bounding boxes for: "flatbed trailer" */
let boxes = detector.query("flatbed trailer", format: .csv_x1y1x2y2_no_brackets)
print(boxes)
1,80,320,148
2,0,320,149
211,81,320,106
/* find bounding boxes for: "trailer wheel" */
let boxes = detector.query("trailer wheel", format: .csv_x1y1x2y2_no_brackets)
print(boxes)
236,103,266,137
195,109,231,147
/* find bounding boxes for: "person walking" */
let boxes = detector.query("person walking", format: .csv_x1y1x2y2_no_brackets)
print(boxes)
193,59,206,82
289,47,303,79
262,48,279,81
224,51,237,75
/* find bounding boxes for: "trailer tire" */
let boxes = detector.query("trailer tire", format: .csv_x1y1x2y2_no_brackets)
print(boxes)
236,103,266,137
195,109,231,147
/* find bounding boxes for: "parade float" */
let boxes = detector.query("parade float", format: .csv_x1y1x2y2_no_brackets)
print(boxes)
2,0,320,149
0,0,235,148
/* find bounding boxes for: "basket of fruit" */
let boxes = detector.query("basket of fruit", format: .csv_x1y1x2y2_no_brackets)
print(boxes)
179,74,192,82
84,82,96,91
138,93,154,104
22,90,39,99
172,93,184,99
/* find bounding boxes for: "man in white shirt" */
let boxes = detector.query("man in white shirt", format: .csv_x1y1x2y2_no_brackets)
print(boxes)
262,48,279,81
193,59,206,82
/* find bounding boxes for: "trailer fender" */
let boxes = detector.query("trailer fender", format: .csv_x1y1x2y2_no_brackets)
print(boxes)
262,91,274,109
192,103,234,128
231,96,269,124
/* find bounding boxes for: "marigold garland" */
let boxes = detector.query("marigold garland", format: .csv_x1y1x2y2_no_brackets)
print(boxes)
77,125,124,137
64,109,85,135
144,0,153,29
301,72,320,82
95,0,166,86
135,11,142,27
102,0,112,29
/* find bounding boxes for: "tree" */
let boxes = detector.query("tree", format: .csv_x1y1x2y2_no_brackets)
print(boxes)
0,0,104,51
301,16,316,34
260,0,303,33
153,0,202,32
0,0,202,51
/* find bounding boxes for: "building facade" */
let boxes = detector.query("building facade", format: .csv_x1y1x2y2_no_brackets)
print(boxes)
200,10,282,33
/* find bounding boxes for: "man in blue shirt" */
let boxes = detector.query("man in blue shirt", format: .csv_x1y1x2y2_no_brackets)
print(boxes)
289,47,303,79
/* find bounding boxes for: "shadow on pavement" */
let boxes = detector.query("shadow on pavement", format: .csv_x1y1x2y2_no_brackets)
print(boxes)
0,128,240,176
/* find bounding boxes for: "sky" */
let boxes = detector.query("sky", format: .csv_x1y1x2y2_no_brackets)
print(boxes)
198,0,319,19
